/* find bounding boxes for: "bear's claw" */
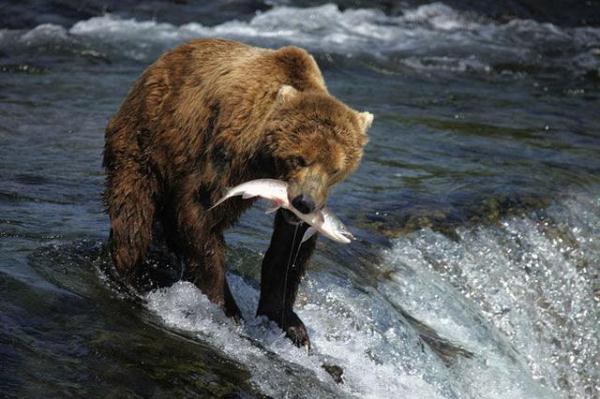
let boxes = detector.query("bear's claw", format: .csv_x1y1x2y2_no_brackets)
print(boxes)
283,311,311,349
257,308,311,348
286,324,311,349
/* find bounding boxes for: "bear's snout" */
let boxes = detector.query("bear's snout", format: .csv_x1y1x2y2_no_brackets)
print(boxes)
291,194,316,214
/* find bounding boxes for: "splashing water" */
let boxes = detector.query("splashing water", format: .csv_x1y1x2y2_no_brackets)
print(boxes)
2,3,599,75
1,2,599,398
144,191,600,398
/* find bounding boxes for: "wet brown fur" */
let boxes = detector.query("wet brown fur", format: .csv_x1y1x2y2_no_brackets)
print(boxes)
103,39,371,346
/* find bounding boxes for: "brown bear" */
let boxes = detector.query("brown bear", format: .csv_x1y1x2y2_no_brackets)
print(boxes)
103,38,372,347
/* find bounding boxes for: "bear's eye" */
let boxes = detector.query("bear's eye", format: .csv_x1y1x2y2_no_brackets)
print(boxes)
290,156,308,169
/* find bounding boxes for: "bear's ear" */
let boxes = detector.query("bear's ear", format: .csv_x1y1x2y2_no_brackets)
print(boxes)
357,111,374,131
276,85,299,103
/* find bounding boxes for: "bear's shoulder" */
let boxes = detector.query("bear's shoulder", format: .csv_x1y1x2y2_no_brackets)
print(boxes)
154,40,325,93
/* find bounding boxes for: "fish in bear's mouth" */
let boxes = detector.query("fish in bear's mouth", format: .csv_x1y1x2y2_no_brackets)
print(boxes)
209,178,354,244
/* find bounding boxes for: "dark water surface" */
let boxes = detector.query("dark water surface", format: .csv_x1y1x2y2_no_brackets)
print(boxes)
1,1,599,398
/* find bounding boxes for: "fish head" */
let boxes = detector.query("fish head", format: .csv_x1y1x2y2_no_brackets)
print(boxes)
321,208,355,243
263,85,373,215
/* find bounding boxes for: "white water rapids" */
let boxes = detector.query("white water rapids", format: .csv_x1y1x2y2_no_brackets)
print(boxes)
146,191,600,398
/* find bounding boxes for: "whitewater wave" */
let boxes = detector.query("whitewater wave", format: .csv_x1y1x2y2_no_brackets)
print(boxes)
3,3,600,74
144,190,599,398
145,274,453,398
381,191,600,398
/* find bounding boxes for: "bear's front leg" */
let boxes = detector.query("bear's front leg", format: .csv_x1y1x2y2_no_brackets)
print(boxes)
175,190,242,321
257,209,317,348
181,232,242,321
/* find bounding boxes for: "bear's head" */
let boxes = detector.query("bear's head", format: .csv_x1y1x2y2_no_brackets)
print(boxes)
263,85,373,214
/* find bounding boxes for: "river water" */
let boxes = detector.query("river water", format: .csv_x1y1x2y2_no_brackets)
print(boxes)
1,2,599,398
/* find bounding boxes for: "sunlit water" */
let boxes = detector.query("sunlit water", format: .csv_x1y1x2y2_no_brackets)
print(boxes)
1,2,599,398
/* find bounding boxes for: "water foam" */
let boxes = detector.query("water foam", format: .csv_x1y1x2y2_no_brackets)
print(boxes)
382,192,600,398
4,3,599,74
146,273,453,398
145,191,599,398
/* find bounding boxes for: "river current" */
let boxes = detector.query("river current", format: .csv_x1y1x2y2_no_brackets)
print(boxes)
1,2,599,398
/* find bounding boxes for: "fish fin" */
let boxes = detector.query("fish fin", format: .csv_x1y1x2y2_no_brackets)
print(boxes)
265,205,280,214
302,227,318,243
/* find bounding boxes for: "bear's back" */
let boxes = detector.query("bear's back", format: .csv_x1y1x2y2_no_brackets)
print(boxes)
105,39,330,186
153,39,327,106
144,39,328,143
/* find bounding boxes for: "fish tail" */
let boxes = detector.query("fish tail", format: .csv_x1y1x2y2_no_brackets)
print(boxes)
208,190,234,211
208,198,226,211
